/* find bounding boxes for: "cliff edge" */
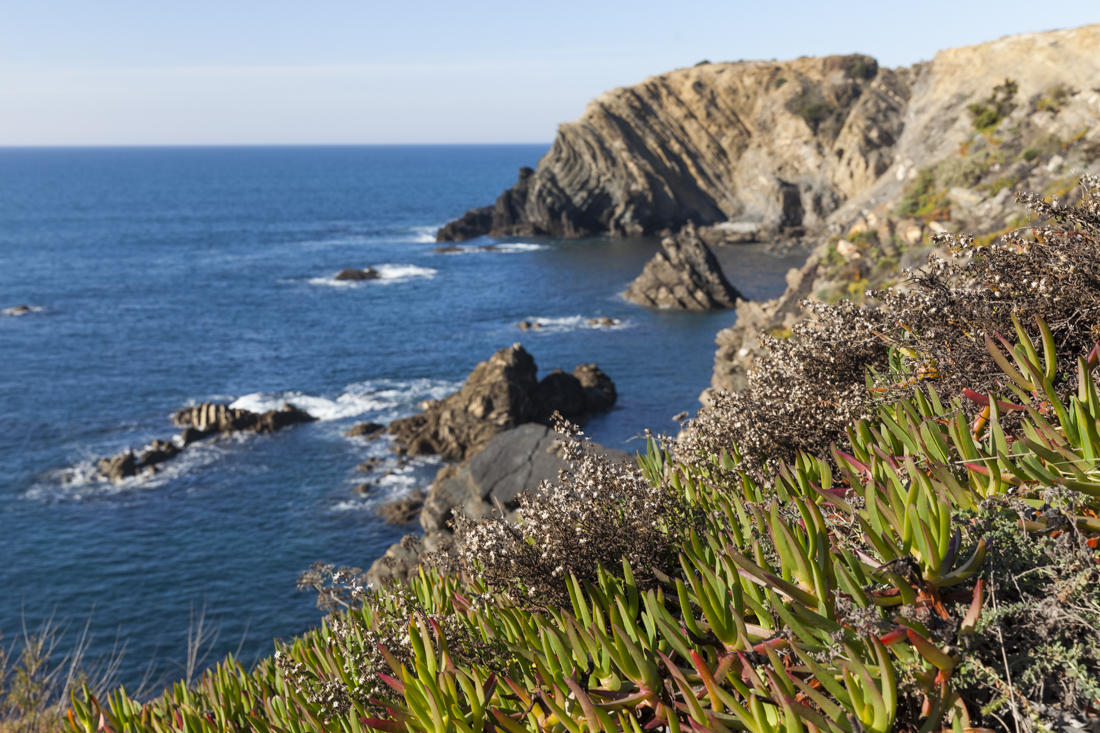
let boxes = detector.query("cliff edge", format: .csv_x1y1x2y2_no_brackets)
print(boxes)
438,24,1100,243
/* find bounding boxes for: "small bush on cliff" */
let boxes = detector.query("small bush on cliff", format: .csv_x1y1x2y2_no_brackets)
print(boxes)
969,78,1019,133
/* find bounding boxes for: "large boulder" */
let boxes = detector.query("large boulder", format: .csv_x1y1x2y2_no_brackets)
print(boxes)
624,224,742,310
173,402,316,434
387,345,616,461
367,424,631,586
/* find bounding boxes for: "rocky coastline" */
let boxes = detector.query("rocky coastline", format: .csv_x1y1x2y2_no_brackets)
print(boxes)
361,343,623,586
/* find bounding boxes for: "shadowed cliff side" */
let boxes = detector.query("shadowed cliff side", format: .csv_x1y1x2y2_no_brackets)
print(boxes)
438,53,911,241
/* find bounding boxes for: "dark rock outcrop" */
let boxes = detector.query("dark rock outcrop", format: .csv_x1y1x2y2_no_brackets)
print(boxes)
334,268,380,281
367,424,631,585
345,421,384,438
376,492,425,525
140,440,180,467
624,224,742,310
386,345,616,461
96,452,138,482
2,305,35,316
173,402,316,434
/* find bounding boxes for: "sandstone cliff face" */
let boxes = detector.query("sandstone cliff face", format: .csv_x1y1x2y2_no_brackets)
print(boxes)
439,54,911,241
439,24,1100,244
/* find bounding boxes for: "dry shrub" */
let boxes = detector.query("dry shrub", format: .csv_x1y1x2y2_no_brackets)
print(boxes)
448,420,701,609
686,175,1100,464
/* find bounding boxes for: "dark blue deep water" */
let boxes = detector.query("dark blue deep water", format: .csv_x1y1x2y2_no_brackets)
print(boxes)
0,146,804,692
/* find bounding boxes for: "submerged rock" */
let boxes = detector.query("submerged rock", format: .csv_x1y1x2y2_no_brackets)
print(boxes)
334,268,381,281
386,344,616,461
624,224,742,310
2,305,35,316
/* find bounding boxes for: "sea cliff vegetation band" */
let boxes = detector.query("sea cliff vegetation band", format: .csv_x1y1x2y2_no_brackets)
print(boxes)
61,180,1100,733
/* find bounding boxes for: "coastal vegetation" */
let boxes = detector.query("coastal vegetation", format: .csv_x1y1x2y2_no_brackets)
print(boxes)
56,179,1100,732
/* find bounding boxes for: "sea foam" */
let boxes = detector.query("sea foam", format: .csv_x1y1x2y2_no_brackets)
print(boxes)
229,378,459,422
307,264,437,288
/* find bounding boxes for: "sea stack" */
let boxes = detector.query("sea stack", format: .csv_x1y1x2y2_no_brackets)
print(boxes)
624,224,742,310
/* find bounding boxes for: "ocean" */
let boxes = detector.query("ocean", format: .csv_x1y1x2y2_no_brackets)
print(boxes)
0,145,804,692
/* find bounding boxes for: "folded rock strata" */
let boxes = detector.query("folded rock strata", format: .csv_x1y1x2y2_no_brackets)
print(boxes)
386,344,616,461
624,223,742,310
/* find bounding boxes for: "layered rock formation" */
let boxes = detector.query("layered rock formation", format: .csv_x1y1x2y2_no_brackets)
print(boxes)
624,224,742,310
386,344,616,461
93,402,316,483
367,424,631,585
173,402,315,434
439,24,1100,246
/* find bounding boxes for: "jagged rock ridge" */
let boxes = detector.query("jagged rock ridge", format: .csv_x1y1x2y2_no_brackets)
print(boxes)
439,53,909,241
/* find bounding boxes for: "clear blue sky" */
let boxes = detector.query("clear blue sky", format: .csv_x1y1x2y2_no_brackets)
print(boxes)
2,1,1097,145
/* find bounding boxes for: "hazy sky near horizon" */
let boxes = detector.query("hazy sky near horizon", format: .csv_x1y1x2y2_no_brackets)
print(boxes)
2,1,1097,146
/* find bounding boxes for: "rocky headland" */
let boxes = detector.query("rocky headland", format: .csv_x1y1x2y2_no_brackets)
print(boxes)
436,24,1100,250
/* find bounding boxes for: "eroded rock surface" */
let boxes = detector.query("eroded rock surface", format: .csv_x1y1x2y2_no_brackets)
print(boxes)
624,224,742,310
386,344,616,461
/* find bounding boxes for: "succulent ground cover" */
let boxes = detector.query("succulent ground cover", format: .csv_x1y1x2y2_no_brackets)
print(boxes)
64,181,1100,733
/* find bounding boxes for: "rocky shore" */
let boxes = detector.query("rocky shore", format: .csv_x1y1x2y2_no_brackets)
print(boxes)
364,343,622,585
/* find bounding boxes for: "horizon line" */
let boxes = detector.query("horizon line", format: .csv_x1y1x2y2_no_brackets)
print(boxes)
0,142,555,149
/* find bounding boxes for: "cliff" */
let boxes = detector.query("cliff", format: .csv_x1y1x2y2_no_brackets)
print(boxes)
438,24,1100,243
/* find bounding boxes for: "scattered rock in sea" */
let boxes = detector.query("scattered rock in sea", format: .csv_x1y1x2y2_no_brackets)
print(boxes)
587,316,620,327
434,245,463,254
2,305,35,316
96,451,138,483
624,223,742,311
385,344,616,461
353,482,373,496
173,402,316,434
93,402,317,483
140,440,180,467
333,268,381,281
367,424,631,585
345,421,383,438
376,491,425,525
517,320,543,331
356,457,384,473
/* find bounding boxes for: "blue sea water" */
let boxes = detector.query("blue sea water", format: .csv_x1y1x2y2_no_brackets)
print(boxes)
0,145,805,692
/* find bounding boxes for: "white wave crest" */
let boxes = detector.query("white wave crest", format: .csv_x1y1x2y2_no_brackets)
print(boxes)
307,264,436,288
2,305,44,316
517,316,630,334
229,378,459,422
436,242,545,255
410,226,439,243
